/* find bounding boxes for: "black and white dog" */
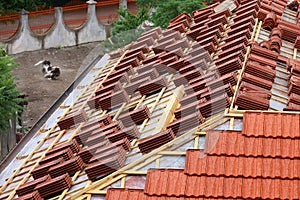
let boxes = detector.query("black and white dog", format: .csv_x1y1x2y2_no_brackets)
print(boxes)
34,60,61,80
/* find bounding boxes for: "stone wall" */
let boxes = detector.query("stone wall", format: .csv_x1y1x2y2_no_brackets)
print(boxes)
0,0,112,54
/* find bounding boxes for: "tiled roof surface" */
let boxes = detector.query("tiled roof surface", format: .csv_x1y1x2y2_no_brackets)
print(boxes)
2,0,300,199
107,112,300,199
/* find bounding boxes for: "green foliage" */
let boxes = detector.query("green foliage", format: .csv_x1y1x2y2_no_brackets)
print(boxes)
0,47,23,132
136,0,211,28
102,28,145,52
112,7,149,35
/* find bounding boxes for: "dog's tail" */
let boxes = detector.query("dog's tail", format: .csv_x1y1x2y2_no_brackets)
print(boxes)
34,60,45,66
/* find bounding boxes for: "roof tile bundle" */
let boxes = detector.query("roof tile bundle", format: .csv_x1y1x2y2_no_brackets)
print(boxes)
115,57,140,70
46,139,80,157
106,125,140,143
287,92,300,105
81,114,112,130
130,69,159,83
137,31,159,42
39,148,74,165
167,112,204,135
284,102,300,111
223,29,251,43
186,49,212,63
107,66,134,80
277,22,300,43
197,94,231,117
157,32,181,44
167,18,190,30
215,51,245,66
244,61,276,81
92,89,130,110
95,81,122,96
16,175,50,197
206,72,238,90
231,15,255,30
48,156,84,178
112,137,132,152
228,22,254,37
129,37,155,50
31,158,64,179
78,140,109,163
138,129,176,154
89,146,126,164
16,191,42,200
153,39,176,54
235,90,270,110
102,72,130,86
185,76,215,94
214,57,242,76
250,44,278,61
35,174,72,198
57,109,87,130
85,128,118,146
124,77,151,95
125,44,150,56
159,48,184,61
17,191,43,200
288,75,300,95
239,81,272,100
241,72,273,90
233,9,257,22
136,77,168,96
221,35,248,51
167,23,186,33
174,100,204,119
218,43,247,60
85,152,126,180
118,106,150,126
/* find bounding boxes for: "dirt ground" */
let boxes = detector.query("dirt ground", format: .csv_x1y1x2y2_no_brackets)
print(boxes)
12,42,103,131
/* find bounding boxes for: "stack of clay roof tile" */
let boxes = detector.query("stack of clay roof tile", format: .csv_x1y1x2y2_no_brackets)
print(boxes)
73,120,112,145
138,129,175,154
277,20,300,43
244,61,276,81
39,147,74,165
106,125,140,143
16,191,42,200
85,150,126,180
136,77,168,96
46,139,80,156
88,146,126,164
124,77,151,95
167,112,204,135
118,106,150,126
288,75,300,95
57,109,87,130
35,174,72,198
85,128,117,146
16,175,50,197
88,89,130,110
31,158,64,179
78,140,110,163
48,156,84,178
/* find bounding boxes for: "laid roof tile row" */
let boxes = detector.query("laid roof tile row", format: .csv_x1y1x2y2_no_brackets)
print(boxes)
107,110,300,199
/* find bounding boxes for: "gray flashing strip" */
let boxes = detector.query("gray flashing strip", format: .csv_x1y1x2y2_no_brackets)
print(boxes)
0,52,108,171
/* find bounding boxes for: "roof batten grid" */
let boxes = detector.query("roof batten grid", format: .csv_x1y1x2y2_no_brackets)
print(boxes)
0,54,113,199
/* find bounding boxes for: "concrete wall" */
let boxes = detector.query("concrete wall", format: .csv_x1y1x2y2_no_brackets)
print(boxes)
1,0,114,54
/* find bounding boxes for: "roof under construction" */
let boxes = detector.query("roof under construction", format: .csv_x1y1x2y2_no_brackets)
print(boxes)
1,0,300,199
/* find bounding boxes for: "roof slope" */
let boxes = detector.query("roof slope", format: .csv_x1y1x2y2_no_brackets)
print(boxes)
1,0,300,199
107,112,300,199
